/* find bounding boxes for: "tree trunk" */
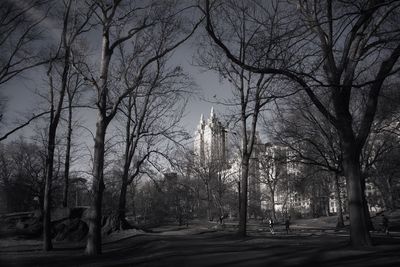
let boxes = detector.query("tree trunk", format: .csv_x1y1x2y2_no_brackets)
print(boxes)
118,179,129,229
62,103,72,207
334,173,345,228
270,189,276,221
238,155,249,237
237,181,241,216
85,27,112,255
343,145,372,247
43,126,56,251
130,184,136,219
43,46,69,251
118,95,134,230
206,183,212,220
85,117,106,255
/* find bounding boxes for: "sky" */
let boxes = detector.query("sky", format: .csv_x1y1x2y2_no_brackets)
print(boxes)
0,30,236,151
1,41,231,136
171,41,232,133
0,1,279,179
0,0,242,180
0,41,234,179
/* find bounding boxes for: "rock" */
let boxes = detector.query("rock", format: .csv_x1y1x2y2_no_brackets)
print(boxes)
54,223,67,241
68,220,88,241
102,215,119,236
53,218,89,242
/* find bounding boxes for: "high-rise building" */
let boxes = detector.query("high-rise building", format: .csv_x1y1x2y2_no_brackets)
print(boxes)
194,107,227,166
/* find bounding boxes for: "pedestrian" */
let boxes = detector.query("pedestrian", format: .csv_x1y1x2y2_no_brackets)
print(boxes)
219,214,225,225
382,214,389,236
269,218,275,235
285,218,290,234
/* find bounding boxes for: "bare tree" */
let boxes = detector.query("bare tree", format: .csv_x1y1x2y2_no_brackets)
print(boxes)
73,0,202,255
190,146,228,221
114,47,192,228
62,71,87,208
258,144,289,222
361,88,400,211
42,0,92,251
204,0,400,247
198,0,296,234
0,0,50,134
269,95,346,227
0,139,46,212
0,0,49,85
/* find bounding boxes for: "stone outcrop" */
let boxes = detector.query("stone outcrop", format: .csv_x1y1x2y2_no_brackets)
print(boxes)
0,207,137,241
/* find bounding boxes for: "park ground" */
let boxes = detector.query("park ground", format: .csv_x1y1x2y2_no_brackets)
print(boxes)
1,214,400,267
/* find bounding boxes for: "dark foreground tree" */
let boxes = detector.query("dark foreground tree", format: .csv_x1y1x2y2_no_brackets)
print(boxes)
204,0,400,247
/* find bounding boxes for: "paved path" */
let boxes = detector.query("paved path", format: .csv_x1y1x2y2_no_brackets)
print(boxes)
1,230,400,267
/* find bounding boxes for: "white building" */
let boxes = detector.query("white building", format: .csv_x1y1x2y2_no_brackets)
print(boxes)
194,107,227,166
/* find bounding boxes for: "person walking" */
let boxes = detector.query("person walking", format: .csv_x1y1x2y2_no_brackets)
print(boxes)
285,218,290,234
269,218,275,235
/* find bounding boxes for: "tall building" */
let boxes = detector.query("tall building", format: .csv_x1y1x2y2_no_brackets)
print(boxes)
259,143,310,216
193,108,230,220
194,107,227,166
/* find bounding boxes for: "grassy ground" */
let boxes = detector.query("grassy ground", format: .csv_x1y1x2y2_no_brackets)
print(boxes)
0,215,399,267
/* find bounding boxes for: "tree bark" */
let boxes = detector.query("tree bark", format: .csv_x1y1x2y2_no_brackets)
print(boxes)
270,190,276,221
342,143,372,247
334,173,345,228
118,179,129,228
237,181,241,216
238,155,249,237
62,102,72,207
85,30,111,255
85,118,106,255
43,126,56,251
206,183,212,220
43,42,70,252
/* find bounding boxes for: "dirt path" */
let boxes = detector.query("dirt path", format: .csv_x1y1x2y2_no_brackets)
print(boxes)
1,229,400,267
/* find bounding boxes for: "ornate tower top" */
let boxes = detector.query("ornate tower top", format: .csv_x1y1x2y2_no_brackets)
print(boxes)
211,106,215,117
198,113,205,130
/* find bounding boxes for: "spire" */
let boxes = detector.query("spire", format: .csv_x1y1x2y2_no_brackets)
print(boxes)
200,114,205,126
210,106,215,118
198,113,205,131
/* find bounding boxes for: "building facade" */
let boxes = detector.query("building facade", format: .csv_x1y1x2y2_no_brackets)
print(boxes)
194,107,227,166
192,109,389,219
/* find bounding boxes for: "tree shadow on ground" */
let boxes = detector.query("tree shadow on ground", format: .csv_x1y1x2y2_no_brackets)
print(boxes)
0,231,399,267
